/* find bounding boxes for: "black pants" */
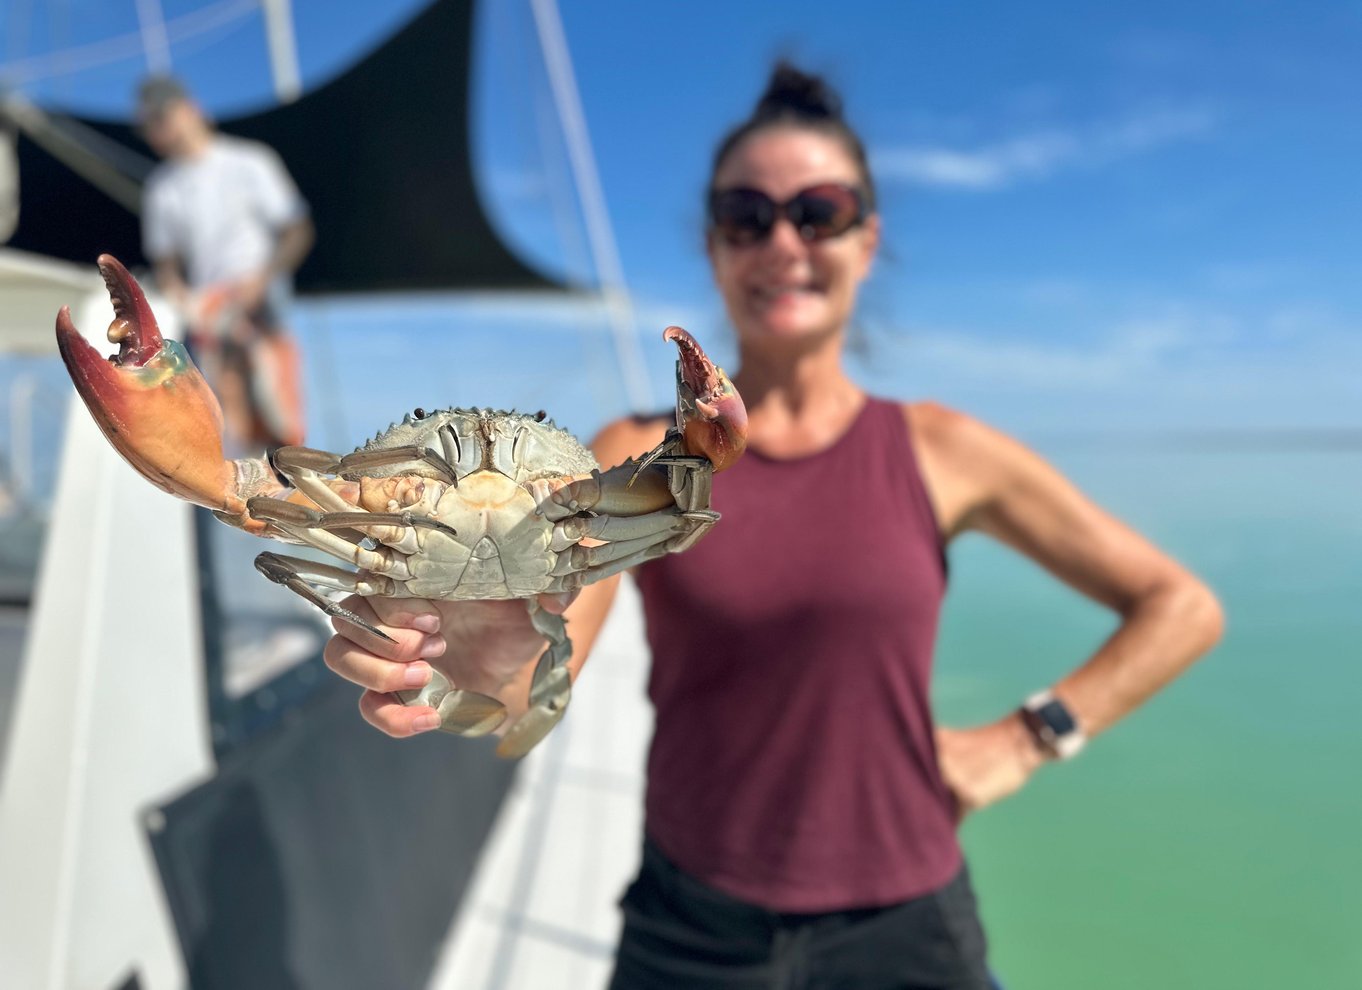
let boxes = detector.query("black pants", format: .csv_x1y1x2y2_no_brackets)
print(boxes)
608,838,999,990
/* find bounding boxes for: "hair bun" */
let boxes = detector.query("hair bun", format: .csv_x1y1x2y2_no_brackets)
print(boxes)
708,59,875,211
754,61,842,122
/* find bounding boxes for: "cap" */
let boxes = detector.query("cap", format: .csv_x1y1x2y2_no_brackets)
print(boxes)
136,76,191,121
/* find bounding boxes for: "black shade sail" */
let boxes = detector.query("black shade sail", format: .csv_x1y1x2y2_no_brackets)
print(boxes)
5,0,563,294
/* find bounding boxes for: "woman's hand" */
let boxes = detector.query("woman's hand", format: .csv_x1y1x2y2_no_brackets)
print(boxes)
320,417,662,744
322,592,575,738
935,714,1047,821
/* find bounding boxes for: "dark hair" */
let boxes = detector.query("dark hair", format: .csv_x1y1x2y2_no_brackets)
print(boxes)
135,75,191,118
708,61,876,211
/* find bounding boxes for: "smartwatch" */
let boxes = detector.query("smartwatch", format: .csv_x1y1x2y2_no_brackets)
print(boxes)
1020,689,1086,760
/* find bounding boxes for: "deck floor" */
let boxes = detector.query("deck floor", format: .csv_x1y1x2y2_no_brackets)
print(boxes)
0,605,28,785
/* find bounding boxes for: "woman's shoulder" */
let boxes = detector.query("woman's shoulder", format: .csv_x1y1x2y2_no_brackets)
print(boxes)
589,413,671,466
892,400,1035,536
900,400,1049,476
894,400,984,455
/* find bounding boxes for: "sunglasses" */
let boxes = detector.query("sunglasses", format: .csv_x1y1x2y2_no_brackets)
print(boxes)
708,183,867,246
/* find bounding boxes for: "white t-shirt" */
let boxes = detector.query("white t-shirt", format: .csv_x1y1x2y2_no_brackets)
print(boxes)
142,135,308,305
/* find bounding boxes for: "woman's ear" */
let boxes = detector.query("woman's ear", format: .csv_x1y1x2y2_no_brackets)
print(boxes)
858,213,882,276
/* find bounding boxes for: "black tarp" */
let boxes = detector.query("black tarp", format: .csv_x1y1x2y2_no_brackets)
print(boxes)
5,0,562,294
146,670,517,990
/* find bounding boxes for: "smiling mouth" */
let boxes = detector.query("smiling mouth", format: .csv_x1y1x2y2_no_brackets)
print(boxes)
752,284,820,302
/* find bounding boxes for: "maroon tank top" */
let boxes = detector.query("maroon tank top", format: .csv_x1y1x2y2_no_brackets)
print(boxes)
634,397,958,912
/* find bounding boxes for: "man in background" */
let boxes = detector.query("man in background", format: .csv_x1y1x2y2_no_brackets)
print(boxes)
137,75,313,453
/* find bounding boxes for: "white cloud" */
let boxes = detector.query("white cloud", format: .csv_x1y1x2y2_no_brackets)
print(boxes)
900,319,1191,387
873,107,1215,190
874,133,1079,190
861,299,1359,431
886,306,1247,388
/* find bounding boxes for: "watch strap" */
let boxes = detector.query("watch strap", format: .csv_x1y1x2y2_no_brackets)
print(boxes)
1021,689,1086,760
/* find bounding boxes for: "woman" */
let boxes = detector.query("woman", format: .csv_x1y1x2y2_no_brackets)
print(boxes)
323,64,1224,989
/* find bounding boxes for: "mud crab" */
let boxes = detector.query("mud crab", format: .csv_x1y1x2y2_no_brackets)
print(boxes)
55,256,747,757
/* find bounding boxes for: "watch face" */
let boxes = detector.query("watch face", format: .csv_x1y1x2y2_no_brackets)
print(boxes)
1036,698,1077,736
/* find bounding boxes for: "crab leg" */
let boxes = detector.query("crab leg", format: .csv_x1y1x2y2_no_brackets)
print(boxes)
266,447,371,520
552,529,703,576
253,551,394,638
545,546,668,593
535,464,672,521
253,551,392,596
269,449,455,558
539,326,747,525
245,497,458,540
496,601,573,758
55,255,302,534
398,672,508,738
275,444,460,486
260,517,416,580
544,518,720,593
663,326,747,470
548,506,694,549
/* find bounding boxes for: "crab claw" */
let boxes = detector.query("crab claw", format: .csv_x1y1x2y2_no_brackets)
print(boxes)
55,255,245,518
664,326,748,472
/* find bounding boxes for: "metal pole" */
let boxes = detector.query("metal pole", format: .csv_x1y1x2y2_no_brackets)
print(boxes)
133,0,173,73
528,0,653,412
260,0,302,103
9,375,35,502
2,93,149,213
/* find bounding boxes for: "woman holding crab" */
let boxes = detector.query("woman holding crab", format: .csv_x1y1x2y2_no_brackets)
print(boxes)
323,63,1224,989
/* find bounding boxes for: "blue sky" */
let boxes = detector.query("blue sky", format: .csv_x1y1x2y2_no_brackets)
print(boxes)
5,0,1360,439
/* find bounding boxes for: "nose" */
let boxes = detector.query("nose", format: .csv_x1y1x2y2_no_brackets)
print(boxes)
760,213,806,258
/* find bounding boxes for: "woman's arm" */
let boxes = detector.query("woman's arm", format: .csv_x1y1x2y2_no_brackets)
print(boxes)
907,402,1225,814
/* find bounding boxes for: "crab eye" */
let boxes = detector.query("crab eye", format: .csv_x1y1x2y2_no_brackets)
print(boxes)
534,410,547,422
413,407,426,419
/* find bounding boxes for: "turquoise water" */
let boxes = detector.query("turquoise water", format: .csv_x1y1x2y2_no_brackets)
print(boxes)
934,446,1361,989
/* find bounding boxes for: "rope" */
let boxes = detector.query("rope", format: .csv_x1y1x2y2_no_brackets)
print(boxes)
0,0,260,87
